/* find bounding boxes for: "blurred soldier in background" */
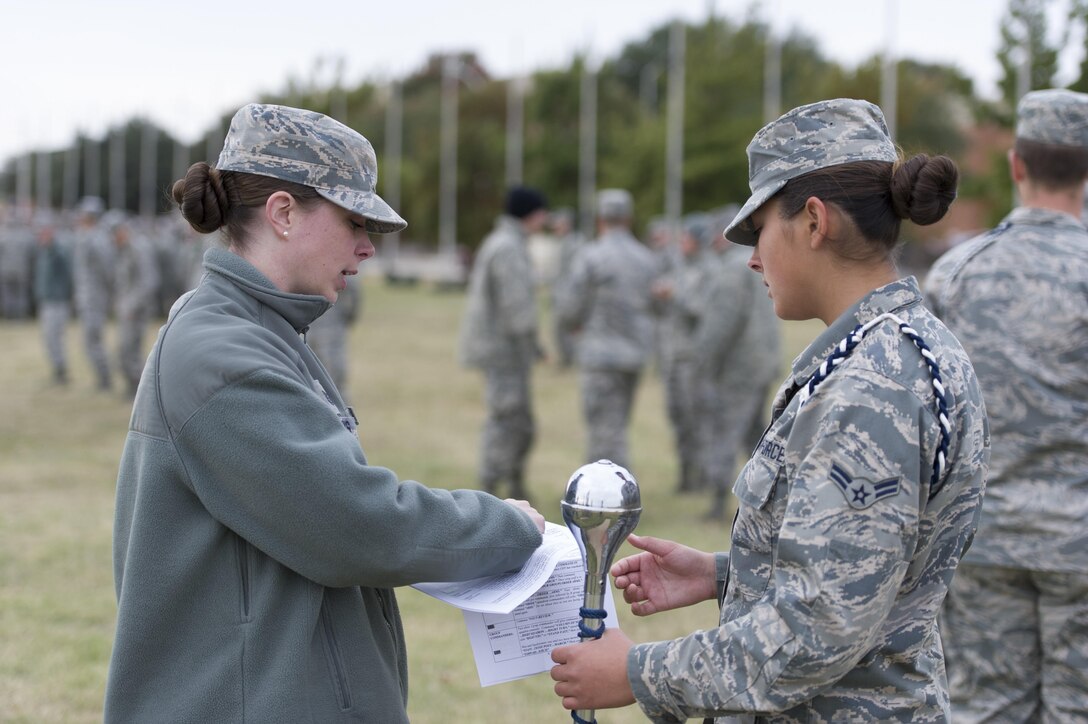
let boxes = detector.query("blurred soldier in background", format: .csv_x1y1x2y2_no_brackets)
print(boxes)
152,215,195,317
557,189,657,472
651,213,715,493
108,213,159,397
72,197,114,390
926,88,1088,722
459,186,549,500
33,215,74,385
695,208,781,521
152,210,214,298
307,272,361,394
1,209,36,319
548,207,583,369
645,215,678,375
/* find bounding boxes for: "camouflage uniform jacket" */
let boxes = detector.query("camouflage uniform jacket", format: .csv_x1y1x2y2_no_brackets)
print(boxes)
628,277,989,722
556,228,658,371
73,225,115,312
458,215,538,369
693,245,780,386
114,233,161,321
925,206,1088,573
657,252,712,366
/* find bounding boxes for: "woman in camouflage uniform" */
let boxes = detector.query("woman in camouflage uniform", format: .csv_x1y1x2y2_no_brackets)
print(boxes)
550,98,989,723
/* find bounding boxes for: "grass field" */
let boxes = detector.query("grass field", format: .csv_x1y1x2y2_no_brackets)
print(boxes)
0,278,821,723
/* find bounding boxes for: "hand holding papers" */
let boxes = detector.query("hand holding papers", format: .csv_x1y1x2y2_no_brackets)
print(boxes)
413,522,579,614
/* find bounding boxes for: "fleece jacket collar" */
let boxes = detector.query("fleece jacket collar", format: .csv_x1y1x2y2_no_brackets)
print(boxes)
203,247,332,333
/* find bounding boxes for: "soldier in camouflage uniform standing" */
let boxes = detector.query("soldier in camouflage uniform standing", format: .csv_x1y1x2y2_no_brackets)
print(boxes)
550,99,989,722
652,213,715,493
72,197,115,390
549,208,584,369
458,186,549,499
307,272,361,395
925,89,1088,723
33,215,74,385
556,189,657,473
695,218,782,521
0,210,36,319
109,214,160,397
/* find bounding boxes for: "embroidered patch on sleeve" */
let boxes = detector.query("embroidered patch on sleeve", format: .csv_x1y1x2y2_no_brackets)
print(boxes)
830,462,901,509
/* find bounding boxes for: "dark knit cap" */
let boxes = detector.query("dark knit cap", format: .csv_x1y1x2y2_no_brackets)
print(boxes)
504,186,548,219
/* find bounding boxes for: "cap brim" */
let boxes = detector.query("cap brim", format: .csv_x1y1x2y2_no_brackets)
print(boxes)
316,187,408,235
723,177,786,246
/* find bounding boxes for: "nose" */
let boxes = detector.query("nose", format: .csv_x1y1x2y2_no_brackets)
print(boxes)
356,233,375,260
747,245,762,274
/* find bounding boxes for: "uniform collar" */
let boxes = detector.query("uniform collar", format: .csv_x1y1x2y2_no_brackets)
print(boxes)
203,247,332,333
496,215,528,239
788,276,924,389
1005,204,1087,231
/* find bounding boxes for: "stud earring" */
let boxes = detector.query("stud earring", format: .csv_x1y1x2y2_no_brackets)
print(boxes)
283,230,289,238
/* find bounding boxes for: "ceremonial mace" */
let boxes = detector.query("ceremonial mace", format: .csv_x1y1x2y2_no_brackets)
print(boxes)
561,459,642,724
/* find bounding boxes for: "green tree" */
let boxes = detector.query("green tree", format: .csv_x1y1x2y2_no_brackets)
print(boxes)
996,0,1060,110
1068,0,1088,91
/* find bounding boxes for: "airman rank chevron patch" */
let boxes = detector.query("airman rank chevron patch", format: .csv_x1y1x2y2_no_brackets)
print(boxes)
830,462,901,510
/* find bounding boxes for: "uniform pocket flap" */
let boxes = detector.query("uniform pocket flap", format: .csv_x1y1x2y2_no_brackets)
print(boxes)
733,452,780,509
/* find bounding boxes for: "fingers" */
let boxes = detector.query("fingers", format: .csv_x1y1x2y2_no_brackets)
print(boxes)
505,498,546,533
611,554,639,580
551,679,577,710
621,583,646,605
626,533,676,557
611,535,666,577
550,649,577,709
549,655,589,710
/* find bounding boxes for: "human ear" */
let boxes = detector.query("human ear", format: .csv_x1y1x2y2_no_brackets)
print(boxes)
804,196,830,250
1007,149,1026,184
264,191,296,237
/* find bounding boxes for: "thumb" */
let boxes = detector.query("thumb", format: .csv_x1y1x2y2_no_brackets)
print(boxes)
626,533,677,558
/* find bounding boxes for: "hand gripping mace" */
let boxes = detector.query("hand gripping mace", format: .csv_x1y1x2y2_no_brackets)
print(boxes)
561,460,642,724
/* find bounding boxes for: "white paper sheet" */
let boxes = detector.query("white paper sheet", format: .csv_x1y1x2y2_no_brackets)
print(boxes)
412,522,581,614
412,522,623,687
462,557,619,686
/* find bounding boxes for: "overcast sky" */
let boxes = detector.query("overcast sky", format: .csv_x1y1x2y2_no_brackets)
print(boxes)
2,0,1083,166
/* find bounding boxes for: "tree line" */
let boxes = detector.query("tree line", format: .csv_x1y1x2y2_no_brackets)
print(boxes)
3,1,1087,250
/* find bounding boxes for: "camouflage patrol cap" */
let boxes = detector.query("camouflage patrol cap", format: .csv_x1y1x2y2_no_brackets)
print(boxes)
724,98,898,245
1016,89,1088,148
216,103,406,234
682,212,714,248
597,188,634,221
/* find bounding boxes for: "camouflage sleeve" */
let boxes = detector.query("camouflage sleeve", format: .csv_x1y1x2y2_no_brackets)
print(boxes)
628,367,923,720
671,267,706,321
715,552,730,607
138,241,161,302
692,263,750,377
923,239,986,321
555,252,593,329
921,256,951,318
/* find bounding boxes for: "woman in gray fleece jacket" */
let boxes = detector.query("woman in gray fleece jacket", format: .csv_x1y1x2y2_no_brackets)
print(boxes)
104,104,545,723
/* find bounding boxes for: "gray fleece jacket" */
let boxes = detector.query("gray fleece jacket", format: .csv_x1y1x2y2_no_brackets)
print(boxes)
105,248,542,723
